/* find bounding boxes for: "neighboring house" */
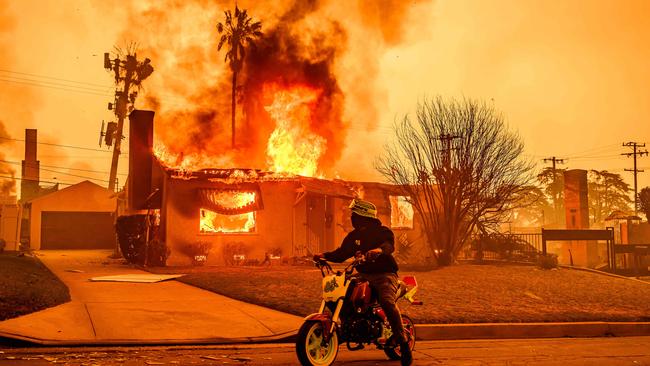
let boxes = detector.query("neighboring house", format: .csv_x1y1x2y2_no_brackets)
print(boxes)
0,195,20,251
26,181,116,250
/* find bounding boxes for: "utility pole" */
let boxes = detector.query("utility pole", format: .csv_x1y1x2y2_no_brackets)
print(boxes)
543,156,565,225
103,52,153,191
622,142,648,215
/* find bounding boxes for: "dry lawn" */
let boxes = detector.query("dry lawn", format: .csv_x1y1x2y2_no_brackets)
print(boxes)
152,263,650,323
0,252,70,321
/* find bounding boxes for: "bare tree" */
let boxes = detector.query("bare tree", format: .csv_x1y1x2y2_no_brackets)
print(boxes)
376,97,534,266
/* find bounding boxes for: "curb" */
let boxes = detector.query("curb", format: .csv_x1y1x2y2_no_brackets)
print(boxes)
3,322,650,347
0,330,297,347
559,265,650,285
414,322,650,340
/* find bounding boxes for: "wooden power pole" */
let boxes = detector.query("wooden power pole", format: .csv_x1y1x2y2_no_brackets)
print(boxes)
103,52,153,191
622,142,648,215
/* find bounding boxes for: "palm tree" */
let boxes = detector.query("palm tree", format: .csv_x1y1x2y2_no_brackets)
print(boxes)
217,6,262,148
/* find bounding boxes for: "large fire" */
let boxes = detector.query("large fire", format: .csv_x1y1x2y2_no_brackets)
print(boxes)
155,82,326,178
119,1,431,183
264,83,324,177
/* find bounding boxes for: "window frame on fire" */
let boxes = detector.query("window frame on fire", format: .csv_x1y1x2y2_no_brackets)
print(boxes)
198,208,258,235
389,195,414,230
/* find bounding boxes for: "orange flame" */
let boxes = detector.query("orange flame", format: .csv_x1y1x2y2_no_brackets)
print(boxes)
154,142,235,172
153,82,327,178
264,83,325,177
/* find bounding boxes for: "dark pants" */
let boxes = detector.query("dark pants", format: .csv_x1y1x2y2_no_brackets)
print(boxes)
362,272,407,344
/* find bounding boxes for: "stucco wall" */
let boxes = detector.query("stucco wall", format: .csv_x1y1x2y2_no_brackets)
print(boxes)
164,179,306,266
162,177,426,266
0,205,20,250
359,184,429,263
29,181,116,249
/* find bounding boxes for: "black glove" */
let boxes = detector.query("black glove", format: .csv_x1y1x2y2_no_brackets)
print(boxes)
313,254,325,262
366,249,383,261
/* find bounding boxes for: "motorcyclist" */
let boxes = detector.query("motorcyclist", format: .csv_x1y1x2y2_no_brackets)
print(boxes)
314,198,413,366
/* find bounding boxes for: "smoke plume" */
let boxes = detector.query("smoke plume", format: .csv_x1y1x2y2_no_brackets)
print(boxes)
109,0,433,177
0,121,16,195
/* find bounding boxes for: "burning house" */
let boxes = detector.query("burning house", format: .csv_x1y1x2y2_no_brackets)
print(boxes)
125,111,424,266
113,2,435,265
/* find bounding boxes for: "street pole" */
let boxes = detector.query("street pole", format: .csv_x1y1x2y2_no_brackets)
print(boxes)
107,60,134,192
622,142,648,216
103,53,153,191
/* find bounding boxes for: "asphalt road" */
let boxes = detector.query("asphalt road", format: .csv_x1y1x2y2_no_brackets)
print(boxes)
1,337,649,365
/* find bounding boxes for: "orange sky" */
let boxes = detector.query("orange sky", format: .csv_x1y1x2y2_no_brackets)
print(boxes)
1,0,649,196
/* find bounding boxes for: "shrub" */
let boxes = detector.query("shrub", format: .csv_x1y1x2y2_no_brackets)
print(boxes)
222,241,250,265
178,241,212,266
147,239,171,267
116,214,167,266
537,253,559,269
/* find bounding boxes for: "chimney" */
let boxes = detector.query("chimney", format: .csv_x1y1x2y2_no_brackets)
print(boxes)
564,169,589,229
20,129,40,202
128,110,155,210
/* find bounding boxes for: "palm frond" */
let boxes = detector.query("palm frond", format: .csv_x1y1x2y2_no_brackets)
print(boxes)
217,34,228,50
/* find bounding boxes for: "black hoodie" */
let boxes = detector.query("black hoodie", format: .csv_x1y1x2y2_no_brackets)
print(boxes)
323,217,399,274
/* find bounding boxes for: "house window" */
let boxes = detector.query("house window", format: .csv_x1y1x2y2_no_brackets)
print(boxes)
199,209,256,233
390,195,414,229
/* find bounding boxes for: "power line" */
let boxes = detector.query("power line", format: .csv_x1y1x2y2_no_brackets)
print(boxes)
0,175,75,186
0,68,111,88
564,143,621,159
38,166,110,183
0,159,127,176
0,74,111,93
0,77,113,97
1,161,111,183
0,136,121,153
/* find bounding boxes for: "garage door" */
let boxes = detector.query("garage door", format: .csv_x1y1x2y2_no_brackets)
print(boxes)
41,211,115,249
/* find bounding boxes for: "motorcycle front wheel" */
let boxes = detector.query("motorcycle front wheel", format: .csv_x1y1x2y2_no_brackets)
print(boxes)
296,320,339,366
384,314,416,360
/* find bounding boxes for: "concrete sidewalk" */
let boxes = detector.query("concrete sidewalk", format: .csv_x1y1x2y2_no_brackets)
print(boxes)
2,250,650,346
0,250,303,346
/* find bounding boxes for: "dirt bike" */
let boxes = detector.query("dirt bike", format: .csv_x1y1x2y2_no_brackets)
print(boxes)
295,255,423,366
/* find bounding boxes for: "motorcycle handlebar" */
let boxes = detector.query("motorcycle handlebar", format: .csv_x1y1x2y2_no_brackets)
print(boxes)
314,256,366,277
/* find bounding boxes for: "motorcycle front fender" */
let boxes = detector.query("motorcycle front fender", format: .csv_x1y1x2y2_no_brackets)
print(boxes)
304,313,336,341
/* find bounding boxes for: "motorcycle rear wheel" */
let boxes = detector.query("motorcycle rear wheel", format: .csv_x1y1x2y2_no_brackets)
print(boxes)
296,320,339,366
384,314,416,360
